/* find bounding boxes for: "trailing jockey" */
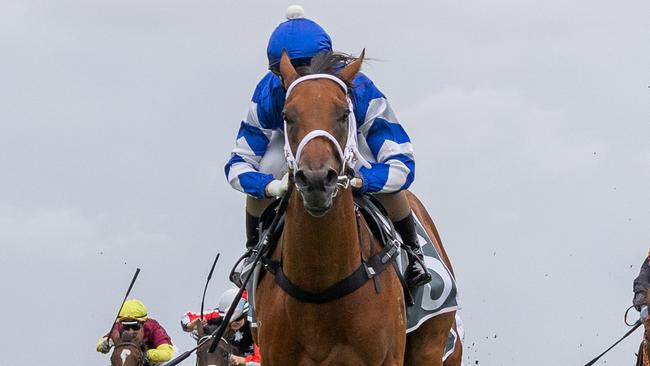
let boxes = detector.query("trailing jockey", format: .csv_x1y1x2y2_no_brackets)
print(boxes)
224,5,431,289
180,290,261,365
96,298,174,365
634,250,650,326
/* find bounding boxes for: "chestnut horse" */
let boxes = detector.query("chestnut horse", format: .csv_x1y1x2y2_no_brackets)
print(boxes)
255,50,458,366
111,331,145,366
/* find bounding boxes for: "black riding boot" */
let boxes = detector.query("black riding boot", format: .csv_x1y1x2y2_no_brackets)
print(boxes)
246,212,260,251
393,213,432,288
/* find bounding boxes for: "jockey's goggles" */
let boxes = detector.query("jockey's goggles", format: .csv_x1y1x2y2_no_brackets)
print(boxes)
121,320,142,331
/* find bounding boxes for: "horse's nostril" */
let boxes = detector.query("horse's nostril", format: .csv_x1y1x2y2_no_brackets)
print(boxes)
294,170,308,188
325,168,338,187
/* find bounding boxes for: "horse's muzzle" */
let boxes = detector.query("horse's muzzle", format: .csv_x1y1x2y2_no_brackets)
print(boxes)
294,167,339,217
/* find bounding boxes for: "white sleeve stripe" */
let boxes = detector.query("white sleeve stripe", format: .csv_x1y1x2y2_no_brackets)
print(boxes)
382,159,410,193
233,137,263,167
377,140,414,163
359,97,399,136
245,102,262,128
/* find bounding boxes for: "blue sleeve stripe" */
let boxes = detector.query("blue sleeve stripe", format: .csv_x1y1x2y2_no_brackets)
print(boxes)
358,162,389,193
365,117,411,158
350,73,385,124
252,73,285,130
224,154,246,178
237,171,274,198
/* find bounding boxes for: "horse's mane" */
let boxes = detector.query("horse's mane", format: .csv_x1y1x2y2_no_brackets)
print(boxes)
297,51,357,87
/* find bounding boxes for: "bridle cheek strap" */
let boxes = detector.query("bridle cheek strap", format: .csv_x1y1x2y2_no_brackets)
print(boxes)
283,73,371,177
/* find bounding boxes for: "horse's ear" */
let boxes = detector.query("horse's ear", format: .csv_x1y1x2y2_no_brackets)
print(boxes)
279,49,299,89
110,328,121,345
339,49,365,84
196,319,205,337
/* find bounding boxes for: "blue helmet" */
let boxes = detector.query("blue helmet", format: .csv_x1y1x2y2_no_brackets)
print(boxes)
266,6,332,69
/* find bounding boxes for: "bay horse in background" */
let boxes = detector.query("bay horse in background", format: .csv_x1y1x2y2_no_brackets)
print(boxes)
255,50,459,365
195,319,236,366
110,331,146,366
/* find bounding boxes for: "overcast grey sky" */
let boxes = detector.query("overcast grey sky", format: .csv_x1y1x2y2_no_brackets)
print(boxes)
1,1,649,365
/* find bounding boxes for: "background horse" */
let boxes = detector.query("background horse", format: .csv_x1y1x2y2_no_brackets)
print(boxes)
110,331,145,366
255,50,457,366
195,320,236,366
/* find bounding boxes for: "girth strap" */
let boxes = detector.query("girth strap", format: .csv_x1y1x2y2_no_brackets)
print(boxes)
262,240,399,304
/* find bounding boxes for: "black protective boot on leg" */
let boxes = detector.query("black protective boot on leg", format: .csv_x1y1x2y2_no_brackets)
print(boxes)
230,213,260,287
245,212,260,251
393,213,432,288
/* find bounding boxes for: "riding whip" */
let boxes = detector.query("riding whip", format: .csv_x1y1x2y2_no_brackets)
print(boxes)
584,320,642,366
201,253,220,322
106,268,141,339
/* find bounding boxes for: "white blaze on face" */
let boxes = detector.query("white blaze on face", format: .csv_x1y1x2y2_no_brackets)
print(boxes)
120,349,132,365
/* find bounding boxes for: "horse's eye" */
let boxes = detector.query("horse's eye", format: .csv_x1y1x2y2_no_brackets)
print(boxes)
339,110,350,123
282,111,295,125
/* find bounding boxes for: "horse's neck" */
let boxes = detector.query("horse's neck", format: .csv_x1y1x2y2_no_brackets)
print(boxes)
282,190,360,291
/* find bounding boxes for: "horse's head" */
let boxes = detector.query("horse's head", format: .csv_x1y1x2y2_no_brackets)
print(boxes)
196,321,234,366
279,50,365,216
110,330,145,366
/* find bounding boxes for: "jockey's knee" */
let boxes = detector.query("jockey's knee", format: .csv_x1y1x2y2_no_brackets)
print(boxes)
246,195,275,217
374,191,411,221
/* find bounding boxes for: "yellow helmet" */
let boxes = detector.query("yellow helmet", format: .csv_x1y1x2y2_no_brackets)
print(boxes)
118,299,148,322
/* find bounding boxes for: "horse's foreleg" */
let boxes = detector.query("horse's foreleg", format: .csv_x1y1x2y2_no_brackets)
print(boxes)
404,312,455,366
443,336,463,366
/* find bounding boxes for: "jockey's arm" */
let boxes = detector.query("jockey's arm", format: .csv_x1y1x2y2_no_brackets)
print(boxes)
146,343,174,363
180,310,220,332
225,73,284,199
353,74,415,194
146,321,175,363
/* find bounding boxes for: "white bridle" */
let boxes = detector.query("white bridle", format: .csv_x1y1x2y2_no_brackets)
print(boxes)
283,74,371,180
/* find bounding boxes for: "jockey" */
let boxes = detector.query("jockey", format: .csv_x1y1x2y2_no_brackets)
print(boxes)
634,250,650,322
224,5,431,289
218,289,261,366
96,299,174,364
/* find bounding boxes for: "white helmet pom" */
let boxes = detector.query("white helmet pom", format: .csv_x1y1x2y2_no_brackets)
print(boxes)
285,5,305,20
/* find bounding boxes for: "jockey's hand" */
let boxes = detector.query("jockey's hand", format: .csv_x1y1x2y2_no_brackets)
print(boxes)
143,351,152,366
350,177,363,191
229,354,246,366
96,337,113,353
265,173,289,197
641,305,648,323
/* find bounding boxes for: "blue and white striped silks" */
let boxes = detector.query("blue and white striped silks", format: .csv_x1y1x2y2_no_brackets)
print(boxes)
225,71,415,198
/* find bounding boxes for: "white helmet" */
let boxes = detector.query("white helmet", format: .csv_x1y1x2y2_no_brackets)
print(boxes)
217,288,249,322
